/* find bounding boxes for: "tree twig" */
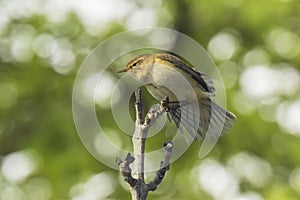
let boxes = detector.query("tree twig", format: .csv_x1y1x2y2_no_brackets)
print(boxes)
147,141,173,191
135,88,144,125
116,90,172,200
116,153,136,187
133,88,145,182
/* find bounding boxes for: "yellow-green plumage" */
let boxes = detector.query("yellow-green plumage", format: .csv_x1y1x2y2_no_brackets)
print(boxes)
122,53,236,141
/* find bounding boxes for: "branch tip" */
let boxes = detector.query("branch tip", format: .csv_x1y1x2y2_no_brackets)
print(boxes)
115,157,122,166
125,152,135,163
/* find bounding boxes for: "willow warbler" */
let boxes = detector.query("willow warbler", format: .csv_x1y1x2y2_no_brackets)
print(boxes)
118,53,236,141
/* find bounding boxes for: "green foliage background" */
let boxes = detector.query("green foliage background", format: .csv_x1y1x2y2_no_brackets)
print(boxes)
0,0,300,199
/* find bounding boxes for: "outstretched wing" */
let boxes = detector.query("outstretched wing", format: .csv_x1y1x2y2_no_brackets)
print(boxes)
156,53,236,141
166,98,236,142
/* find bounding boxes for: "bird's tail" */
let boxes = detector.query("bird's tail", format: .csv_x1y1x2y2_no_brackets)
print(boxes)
167,98,236,142
200,98,236,136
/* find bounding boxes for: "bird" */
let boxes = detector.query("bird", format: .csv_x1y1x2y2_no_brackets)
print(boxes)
118,53,236,142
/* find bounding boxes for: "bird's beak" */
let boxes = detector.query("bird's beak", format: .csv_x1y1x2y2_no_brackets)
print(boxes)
117,68,127,73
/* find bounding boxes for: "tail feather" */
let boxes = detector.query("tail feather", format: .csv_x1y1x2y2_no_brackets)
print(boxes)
167,98,236,141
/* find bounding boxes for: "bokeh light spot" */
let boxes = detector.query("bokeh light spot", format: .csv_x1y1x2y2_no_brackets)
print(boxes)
95,72,116,108
81,72,116,108
228,152,272,187
126,8,156,29
1,150,39,183
243,48,270,67
71,0,135,35
208,30,240,61
267,27,300,59
276,101,300,136
198,159,239,200
33,34,75,74
240,65,300,101
10,24,36,63
23,177,52,200
70,172,116,200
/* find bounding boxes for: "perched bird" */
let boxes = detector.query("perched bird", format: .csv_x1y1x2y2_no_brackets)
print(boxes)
118,53,236,142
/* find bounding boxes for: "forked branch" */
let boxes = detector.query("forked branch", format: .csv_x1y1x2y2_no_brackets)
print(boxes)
116,89,173,200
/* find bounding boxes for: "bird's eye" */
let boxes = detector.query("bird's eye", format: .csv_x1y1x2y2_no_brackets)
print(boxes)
127,57,144,70
131,59,142,68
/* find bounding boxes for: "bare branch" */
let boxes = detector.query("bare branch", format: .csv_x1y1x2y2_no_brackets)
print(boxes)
116,92,173,199
161,141,173,167
142,103,166,131
135,88,143,125
116,153,137,188
133,88,146,182
147,141,173,191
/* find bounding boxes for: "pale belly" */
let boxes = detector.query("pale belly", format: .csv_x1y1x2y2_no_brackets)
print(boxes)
146,84,177,101
148,82,206,105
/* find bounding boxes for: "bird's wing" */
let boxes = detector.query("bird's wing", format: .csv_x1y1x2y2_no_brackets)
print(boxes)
156,53,235,141
166,100,203,142
158,54,216,95
166,98,236,142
